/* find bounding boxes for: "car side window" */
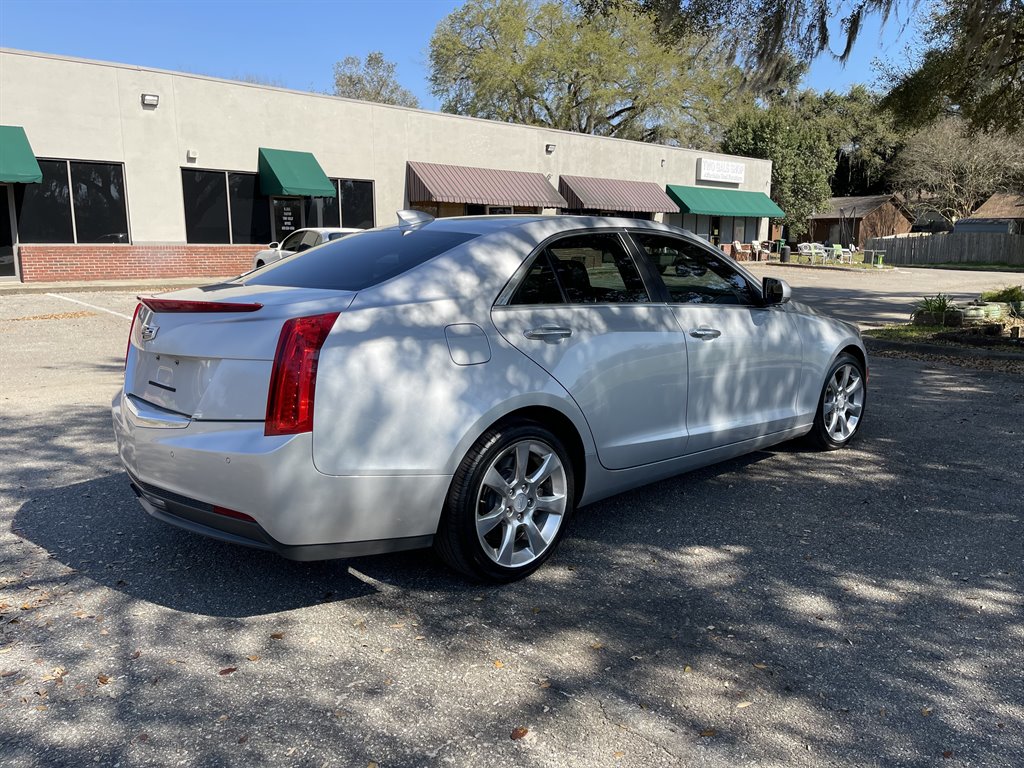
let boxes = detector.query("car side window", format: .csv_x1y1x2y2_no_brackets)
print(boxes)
280,230,304,252
298,231,321,251
632,233,757,305
508,252,564,305
546,233,649,304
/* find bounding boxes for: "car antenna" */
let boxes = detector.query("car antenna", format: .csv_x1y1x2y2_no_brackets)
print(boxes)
396,209,435,230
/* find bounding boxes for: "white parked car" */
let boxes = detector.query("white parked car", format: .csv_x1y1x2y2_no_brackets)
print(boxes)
114,213,867,582
252,227,362,269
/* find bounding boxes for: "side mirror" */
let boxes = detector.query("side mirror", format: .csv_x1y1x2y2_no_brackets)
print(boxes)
762,276,791,305
268,241,280,250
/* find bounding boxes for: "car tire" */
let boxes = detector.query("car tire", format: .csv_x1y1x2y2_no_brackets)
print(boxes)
807,352,866,451
435,421,575,582
255,260,264,268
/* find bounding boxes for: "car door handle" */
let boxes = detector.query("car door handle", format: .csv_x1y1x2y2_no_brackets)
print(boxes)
689,326,721,340
524,325,573,342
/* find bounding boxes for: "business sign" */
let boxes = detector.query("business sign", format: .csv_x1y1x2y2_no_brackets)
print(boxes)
697,158,745,185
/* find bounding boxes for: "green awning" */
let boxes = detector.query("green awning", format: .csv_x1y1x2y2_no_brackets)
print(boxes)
0,126,43,183
666,185,785,218
257,147,336,197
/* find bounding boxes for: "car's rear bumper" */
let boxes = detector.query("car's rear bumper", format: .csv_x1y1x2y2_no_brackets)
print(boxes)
111,390,451,556
127,473,432,560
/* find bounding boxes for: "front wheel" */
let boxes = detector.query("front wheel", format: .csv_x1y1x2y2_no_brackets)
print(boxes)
435,422,574,582
807,353,866,450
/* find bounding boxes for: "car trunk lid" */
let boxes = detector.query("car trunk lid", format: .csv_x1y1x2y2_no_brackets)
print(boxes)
126,283,354,420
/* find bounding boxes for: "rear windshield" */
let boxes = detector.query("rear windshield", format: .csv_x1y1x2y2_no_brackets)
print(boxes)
243,229,480,291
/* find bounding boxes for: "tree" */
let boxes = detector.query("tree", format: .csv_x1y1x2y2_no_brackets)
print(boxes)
428,0,743,147
811,86,904,196
881,0,1024,130
720,105,834,238
586,0,1011,97
333,51,420,108
891,117,1024,222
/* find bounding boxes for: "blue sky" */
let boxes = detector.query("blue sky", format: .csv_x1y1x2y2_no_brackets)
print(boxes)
0,0,924,108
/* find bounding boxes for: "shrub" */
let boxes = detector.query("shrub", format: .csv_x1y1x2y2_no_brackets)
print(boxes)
980,285,1024,303
915,294,958,314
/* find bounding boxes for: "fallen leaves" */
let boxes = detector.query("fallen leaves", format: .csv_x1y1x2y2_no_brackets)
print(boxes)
699,728,717,738
246,655,260,662
590,641,605,651
736,701,752,709
922,707,933,717
752,662,768,670
493,660,505,669
41,667,66,683
218,667,237,676
270,632,285,640
683,665,693,674
510,726,529,740
96,674,111,685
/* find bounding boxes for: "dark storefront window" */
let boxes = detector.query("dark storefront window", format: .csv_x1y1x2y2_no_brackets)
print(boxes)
340,179,374,228
184,170,373,243
182,169,230,244
228,172,271,244
14,159,74,243
70,161,130,243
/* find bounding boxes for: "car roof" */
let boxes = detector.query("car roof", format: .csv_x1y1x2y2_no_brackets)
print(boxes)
376,214,679,237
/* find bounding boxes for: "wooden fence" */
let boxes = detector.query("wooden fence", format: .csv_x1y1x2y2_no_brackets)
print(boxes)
864,232,1024,266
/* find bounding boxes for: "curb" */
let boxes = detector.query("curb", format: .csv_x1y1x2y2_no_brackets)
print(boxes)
0,278,219,296
863,336,1024,362
746,261,893,273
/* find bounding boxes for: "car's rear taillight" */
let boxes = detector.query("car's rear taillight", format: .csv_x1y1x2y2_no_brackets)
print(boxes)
125,302,142,369
265,312,340,436
137,298,263,313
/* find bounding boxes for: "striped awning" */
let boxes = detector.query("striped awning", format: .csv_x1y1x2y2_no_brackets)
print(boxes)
407,161,567,208
559,175,677,214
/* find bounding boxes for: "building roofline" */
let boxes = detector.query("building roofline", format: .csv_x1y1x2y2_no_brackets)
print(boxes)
0,47,771,167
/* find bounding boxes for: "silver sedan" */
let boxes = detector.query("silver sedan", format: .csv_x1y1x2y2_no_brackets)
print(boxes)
112,213,867,581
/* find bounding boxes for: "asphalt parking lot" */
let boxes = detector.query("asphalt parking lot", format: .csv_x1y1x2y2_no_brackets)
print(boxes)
1,273,1022,767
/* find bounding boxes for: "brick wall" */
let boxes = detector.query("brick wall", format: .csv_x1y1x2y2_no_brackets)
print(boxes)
17,244,260,283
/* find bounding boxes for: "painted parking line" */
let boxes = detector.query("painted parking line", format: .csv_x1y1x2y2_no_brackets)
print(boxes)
45,293,133,320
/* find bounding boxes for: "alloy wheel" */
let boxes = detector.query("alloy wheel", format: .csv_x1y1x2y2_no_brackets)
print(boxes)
823,363,864,442
475,439,568,568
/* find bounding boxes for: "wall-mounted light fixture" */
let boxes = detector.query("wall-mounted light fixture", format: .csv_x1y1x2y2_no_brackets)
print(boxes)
141,93,160,108
660,158,666,168
186,149,198,163
545,143,556,154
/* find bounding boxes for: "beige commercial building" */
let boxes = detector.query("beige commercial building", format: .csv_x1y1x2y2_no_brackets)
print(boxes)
0,48,781,282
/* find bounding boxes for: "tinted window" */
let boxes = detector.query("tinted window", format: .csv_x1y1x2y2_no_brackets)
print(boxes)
70,162,129,243
14,159,73,243
509,252,563,305
229,172,271,245
279,230,305,251
633,233,757,305
182,169,230,243
298,230,321,251
306,193,341,229
245,228,479,291
340,180,374,228
546,232,648,304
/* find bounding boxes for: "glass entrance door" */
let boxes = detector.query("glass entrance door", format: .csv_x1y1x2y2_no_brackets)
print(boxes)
271,197,304,242
0,185,16,278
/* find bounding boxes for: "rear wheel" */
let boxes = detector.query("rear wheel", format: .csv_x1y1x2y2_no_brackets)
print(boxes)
807,353,866,450
435,422,574,582
255,260,265,268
